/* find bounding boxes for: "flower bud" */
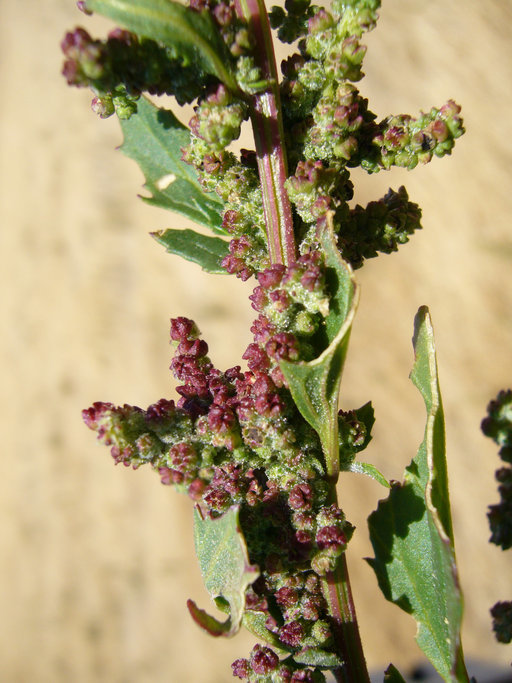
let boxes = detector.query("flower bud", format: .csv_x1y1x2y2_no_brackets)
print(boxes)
279,620,304,647
170,317,198,342
250,644,279,674
231,658,250,679
288,483,313,510
258,264,286,289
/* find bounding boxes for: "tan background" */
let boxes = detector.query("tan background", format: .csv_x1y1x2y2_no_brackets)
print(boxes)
2,0,512,680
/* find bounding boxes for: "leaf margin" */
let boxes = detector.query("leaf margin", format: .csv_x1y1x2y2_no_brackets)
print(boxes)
152,228,229,273
119,96,226,233
85,0,237,88
280,216,359,478
188,505,260,638
367,306,469,682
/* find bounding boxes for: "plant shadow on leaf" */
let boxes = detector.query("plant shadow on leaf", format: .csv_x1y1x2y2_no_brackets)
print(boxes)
367,481,426,614
157,108,181,129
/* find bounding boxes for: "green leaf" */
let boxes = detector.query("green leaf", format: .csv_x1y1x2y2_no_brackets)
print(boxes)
343,460,390,488
367,307,469,682
384,664,407,683
119,97,226,233
188,506,259,638
152,229,229,273
85,0,236,88
280,216,358,477
293,648,343,669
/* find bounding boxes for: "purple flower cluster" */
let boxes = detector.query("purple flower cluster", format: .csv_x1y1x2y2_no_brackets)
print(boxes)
304,82,372,162
244,255,328,384
232,648,324,680
82,398,188,470
61,27,105,87
83,301,353,675
181,140,269,279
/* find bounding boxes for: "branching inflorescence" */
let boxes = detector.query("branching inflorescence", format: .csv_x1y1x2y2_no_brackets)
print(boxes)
62,0,476,680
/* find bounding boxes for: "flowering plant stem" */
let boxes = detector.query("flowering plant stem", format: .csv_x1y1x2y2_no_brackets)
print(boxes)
323,555,370,683
232,4,368,671
62,0,473,680
234,0,296,265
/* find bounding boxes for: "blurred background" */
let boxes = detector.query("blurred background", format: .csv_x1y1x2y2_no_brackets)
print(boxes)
2,0,512,680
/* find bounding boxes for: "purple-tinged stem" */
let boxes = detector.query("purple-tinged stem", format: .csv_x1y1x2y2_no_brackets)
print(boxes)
322,553,370,683
316,483,370,683
233,2,368,679
234,0,296,265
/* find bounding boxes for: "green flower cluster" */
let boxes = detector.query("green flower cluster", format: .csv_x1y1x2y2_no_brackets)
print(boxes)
189,84,248,151
362,100,465,172
183,137,269,278
270,0,462,268
337,186,422,268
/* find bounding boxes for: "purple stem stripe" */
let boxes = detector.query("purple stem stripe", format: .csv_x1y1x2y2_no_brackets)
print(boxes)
323,554,371,683
234,0,296,265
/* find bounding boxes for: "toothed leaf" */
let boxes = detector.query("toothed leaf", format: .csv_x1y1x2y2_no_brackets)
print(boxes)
188,506,259,638
119,97,225,232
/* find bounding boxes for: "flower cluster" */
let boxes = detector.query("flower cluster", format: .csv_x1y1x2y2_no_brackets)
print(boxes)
84,259,358,675
232,644,326,682
61,26,212,117
247,255,329,362
482,390,512,646
182,139,269,279
482,389,512,466
285,159,353,225
189,84,248,151
490,602,512,645
336,186,422,269
301,82,373,164
482,389,512,550
361,100,465,172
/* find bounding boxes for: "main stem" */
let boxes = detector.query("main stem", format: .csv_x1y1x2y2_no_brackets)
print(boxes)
233,1,370,678
322,490,370,683
234,0,296,265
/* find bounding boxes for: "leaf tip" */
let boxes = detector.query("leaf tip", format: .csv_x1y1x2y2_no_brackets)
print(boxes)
412,305,431,349
186,598,232,637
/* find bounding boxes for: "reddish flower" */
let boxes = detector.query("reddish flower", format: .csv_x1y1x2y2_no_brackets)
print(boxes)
250,644,279,674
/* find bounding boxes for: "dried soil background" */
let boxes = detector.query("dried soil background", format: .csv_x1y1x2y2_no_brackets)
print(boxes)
2,1,512,681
